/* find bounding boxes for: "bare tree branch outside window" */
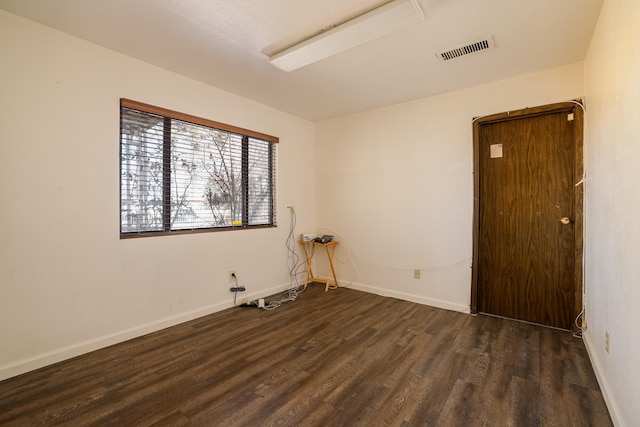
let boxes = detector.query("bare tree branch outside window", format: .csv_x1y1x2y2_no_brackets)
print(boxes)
120,103,276,237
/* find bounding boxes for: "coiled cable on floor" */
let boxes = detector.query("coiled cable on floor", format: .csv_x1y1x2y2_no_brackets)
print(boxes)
262,288,299,311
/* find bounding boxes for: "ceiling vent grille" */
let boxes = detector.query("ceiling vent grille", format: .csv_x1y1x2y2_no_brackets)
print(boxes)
436,37,494,61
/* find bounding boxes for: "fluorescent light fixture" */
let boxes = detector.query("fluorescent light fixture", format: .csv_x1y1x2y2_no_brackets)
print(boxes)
269,0,425,72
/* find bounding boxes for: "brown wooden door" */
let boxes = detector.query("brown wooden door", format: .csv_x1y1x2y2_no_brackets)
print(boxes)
471,102,583,330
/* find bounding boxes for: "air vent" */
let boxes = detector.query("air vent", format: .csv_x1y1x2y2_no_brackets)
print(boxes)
436,37,494,61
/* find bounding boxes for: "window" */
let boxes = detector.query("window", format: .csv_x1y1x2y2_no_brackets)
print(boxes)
120,99,277,237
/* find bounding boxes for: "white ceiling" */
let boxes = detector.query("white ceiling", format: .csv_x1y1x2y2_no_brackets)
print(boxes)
0,0,603,121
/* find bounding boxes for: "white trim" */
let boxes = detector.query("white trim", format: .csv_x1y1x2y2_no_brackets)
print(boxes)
583,331,623,426
0,283,292,381
342,281,470,314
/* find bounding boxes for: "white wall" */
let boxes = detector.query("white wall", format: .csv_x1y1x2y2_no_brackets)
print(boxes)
316,63,584,312
583,0,640,425
0,11,316,380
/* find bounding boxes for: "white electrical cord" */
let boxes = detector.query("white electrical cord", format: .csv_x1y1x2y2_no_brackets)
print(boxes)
573,309,585,338
317,227,470,282
253,206,306,311
262,288,300,311
285,206,307,290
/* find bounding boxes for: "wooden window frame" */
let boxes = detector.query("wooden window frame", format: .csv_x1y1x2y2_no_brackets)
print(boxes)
119,99,278,238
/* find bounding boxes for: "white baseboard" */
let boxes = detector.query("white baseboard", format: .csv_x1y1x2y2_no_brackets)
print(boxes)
343,281,470,314
1,282,467,381
0,283,293,381
583,331,623,426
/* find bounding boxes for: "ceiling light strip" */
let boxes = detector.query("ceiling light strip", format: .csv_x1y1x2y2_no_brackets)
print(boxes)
269,0,425,72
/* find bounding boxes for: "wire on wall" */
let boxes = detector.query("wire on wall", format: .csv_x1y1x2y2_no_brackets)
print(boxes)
573,309,585,338
249,206,306,311
316,226,366,287
286,206,307,290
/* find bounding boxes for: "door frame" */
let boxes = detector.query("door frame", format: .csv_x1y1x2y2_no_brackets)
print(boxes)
470,101,584,330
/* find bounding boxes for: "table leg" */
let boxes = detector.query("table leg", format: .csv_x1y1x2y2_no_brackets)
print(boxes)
300,242,313,290
325,244,339,291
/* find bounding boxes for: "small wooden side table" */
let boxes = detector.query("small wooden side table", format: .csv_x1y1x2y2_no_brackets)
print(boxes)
299,240,339,291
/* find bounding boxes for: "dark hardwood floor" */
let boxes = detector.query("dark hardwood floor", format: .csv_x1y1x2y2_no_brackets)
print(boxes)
0,286,611,426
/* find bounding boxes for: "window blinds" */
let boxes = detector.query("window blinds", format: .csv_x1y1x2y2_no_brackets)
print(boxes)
120,99,277,237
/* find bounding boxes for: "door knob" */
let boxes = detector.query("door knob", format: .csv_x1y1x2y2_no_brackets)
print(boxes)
560,217,572,225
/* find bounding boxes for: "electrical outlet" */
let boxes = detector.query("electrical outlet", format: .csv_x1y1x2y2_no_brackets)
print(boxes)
414,269,420,279
228,270,236,283
605,331,610,354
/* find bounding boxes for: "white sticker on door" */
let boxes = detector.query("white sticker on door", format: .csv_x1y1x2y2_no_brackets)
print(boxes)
490,144,503,158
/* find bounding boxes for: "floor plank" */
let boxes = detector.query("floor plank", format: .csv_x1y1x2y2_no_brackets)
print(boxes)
0,286,612,426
